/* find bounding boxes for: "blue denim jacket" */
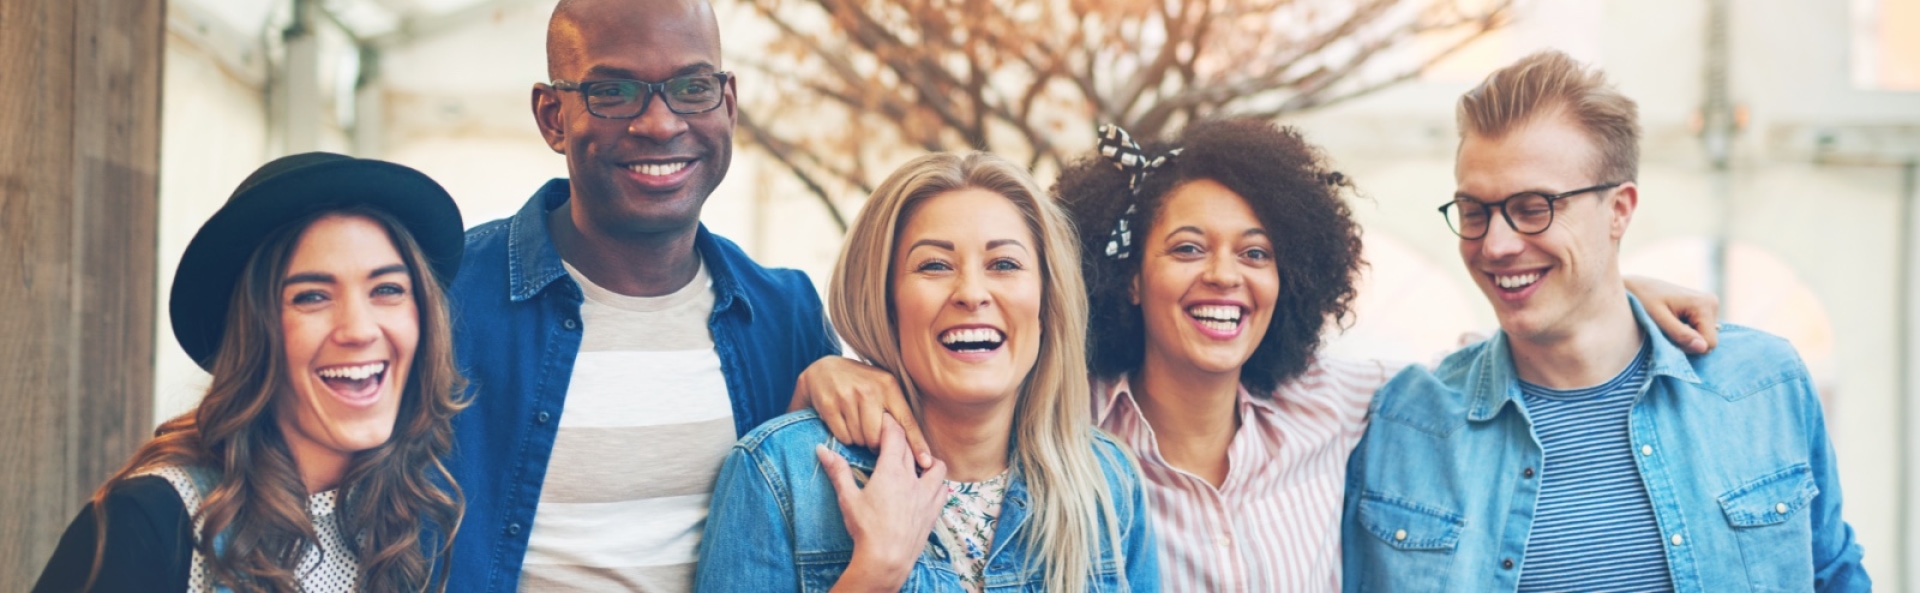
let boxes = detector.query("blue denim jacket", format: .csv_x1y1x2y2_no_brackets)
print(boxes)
695,411,1160,592
1341,296,1869,592
444,180,840,592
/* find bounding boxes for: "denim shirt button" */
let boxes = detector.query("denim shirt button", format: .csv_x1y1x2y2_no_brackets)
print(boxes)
1670,534,1684,546
563,318,579,330
536,411,552,424
1775,503,1789,514
1640,444,1653,456
1502,558,1514,570
1393,529,1408,542
507,523,522,535
1522,467,1535,479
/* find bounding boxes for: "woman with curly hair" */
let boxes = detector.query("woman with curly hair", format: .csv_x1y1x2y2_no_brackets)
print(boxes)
33,153,468,593
795,117,1717,590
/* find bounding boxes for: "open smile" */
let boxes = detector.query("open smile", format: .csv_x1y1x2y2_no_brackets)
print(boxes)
1186,303,1247,339
621,158,698,191
1487,268,1549,302
314,361,388,408
938,326,1006,362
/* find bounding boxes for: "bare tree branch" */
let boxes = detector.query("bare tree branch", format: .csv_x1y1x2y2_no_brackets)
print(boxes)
731,0,1517,227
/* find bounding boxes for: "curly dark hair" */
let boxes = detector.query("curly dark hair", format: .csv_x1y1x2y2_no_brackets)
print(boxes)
1054,117,1364,395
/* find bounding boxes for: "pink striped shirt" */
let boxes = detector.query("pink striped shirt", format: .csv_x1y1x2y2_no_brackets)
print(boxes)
1093,357,1400,592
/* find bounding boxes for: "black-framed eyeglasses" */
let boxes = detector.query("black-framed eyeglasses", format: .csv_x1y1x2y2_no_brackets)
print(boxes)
550,72,733,119
1437,182,1623,239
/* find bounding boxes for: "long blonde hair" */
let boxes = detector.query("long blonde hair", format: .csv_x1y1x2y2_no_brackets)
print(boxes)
86,207,465,592
829,152,1132,592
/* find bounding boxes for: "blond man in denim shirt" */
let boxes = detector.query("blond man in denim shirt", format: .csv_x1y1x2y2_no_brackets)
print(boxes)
1342,50,1869,592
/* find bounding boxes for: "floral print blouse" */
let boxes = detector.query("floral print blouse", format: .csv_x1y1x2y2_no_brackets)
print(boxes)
938,470,1011,593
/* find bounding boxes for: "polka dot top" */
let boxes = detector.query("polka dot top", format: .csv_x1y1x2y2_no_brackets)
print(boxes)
142,466,361,592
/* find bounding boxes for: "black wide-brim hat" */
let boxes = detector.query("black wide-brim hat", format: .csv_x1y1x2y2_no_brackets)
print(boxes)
170,152,464,371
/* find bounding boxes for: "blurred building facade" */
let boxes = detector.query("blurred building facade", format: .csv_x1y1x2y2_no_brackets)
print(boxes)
153,0,1920,587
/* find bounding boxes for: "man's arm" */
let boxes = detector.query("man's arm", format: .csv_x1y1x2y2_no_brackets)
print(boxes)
1624,275,1720,354
790,356,933,468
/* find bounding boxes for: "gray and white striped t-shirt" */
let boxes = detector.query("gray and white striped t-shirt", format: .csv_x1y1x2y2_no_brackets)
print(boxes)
518,261,736,592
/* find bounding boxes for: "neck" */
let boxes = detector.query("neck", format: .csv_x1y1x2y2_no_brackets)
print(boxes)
1508,286,1645,389
1129,352,1239,486
917,394,1017,483
548,200,701,297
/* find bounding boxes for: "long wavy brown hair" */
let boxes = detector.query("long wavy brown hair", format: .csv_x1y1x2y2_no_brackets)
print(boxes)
84,206,466,592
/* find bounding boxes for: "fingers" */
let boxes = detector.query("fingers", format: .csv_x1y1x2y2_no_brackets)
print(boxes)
816,398,856,447
858,401,884,450
816,444,858,496
882,393,933,469
917,458,949,507
876,415,915,470
1697,316,1721,351
1648,304,1709,354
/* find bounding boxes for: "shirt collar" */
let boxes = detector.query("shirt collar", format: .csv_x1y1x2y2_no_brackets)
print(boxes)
1094,373,1266,426
1465,293,1703,422
503,178,752,320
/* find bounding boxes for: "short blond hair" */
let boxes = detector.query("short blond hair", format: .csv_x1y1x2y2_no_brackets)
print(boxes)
1457,50,1640,183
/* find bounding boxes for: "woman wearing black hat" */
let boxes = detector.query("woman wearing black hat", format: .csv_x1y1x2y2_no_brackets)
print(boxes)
33,153,468,593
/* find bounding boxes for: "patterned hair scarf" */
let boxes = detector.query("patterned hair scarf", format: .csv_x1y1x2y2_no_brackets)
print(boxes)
1098,124,1182,260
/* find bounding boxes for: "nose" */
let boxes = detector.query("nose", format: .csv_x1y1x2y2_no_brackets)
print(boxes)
331,295,381,347
1477,212,1527,261
1200,248,1243,289
627,91,690,141
951,267,992,311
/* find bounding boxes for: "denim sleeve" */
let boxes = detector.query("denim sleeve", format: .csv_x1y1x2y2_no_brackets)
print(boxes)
696,446,799,592
1121,460,1160,592
1339,426,1371,593
1804,378,1871,592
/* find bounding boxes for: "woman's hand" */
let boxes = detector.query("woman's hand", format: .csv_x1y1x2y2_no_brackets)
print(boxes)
1624,275,1721,354
821,415,948,593
792,356,933,468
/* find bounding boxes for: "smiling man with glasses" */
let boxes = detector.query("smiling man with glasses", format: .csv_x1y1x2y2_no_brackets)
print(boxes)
442,0,840,591
1341,50,1869,592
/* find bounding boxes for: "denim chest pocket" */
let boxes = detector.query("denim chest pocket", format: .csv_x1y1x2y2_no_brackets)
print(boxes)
801,550,955,592
1351,493,1464,593
998,556,1121,592
1717,463,1819,591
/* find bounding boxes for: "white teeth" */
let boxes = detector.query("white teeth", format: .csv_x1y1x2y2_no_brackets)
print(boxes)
1196,319,1238,332
627,161,689,176
939,328,1005,345
318,362,386,381
1495,272,1542,289
1186,305,1243,323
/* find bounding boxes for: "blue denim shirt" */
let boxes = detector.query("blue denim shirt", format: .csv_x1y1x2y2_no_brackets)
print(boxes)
445,180,840,592
1341,296,1869,592
695,411,1160,592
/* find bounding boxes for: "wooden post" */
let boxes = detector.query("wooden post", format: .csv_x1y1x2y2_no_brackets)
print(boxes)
0,0,161,587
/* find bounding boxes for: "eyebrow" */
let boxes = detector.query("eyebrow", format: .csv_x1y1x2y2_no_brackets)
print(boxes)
1164,226,1269,240
1455,188,1555,202
583,62,717,80
907,239,955,253
282,264,409,286
986,239,1028,251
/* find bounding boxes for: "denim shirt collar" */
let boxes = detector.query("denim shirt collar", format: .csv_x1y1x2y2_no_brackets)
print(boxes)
504,178,753,320
1465,294,1704,422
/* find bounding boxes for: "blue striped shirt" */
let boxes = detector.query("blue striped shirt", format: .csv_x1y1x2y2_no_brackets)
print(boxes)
1516,342,1673,592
